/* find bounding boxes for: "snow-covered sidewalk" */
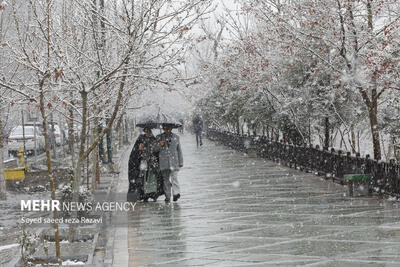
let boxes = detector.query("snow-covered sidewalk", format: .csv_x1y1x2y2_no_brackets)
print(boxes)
109,133,400,266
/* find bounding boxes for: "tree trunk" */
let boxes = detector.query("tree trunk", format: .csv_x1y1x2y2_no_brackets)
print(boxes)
365,0,381,160
69,90,88,242
106,118,113,163
98,123,105,163
86,119,90,190
68,94,75,167
39,80,61,264
124,117,129,144
51,113,57,159
72,66,128,205
119,126,123,150
59,116,66,159
74,91,88,199
0,116,6,200
21,111,27,167
338,127,348,151
115,113,123,150
40,0,61,262
82,67,127,161
367,91,381,160
350,123,356,154
0,13,5,200
92,116,99,192
324,117,329,150
369,111,381,159
308,118,312,145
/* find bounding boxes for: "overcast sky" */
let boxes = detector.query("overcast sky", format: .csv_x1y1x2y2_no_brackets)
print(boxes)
130,0,243,120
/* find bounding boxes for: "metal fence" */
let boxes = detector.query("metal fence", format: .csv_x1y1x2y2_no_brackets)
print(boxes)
207,128,400,197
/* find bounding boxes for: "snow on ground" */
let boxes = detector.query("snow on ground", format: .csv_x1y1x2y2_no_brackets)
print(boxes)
109,133,400,266
62,260,85,265
0,243,19,251
37,260,86,266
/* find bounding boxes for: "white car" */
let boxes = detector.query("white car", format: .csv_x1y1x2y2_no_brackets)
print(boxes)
62,123,80,144
49,124,63,146
8,125,45,156
54,125,63,146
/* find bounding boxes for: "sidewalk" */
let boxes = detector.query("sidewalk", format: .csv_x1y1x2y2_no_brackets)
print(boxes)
108,133,400,267
0,141,130,266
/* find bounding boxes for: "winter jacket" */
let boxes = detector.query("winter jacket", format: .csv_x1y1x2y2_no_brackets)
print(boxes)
154,132,183,171
192,117,203,133
128,134,158,182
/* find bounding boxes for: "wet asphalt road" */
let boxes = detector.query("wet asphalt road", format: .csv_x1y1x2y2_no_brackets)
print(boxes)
112,133,400,267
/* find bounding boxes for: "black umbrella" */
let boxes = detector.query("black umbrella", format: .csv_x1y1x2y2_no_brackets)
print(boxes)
136,113,182,129
136,115,160,129
156,113,182,128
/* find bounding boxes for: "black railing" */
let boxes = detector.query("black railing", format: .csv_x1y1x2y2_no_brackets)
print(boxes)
207,128,400,197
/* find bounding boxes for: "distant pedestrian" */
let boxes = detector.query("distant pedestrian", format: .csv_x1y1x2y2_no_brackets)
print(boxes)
154,124,183,203
192,115,203,147
178,119,184,134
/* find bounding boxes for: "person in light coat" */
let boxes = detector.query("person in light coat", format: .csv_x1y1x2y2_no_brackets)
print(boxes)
154,124,183,202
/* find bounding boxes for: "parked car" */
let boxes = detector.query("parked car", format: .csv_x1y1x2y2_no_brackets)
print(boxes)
47,123,63,147
25,121,64,146
63,123,81,144
23,121,44,132
2,130,9,141
7,125,45,156
53,124,63,146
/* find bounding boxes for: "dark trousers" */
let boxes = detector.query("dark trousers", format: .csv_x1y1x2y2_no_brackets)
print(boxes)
195,131,202,146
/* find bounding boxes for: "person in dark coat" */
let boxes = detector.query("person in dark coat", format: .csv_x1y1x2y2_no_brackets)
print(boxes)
192,115,203,147
128,127,163,201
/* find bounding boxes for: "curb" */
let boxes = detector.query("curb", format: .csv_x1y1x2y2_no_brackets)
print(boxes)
96,143,134,266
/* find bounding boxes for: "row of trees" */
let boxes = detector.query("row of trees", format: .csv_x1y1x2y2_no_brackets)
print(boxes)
0,0,212,194
0,0,212,263
195,0,400,160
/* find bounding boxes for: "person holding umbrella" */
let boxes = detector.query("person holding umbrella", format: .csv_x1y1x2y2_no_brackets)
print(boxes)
154,123,183,203
128,126,163,202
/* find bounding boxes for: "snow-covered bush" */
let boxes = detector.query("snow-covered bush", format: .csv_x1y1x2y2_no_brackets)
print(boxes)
58,185,92,218
17,227,38,264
